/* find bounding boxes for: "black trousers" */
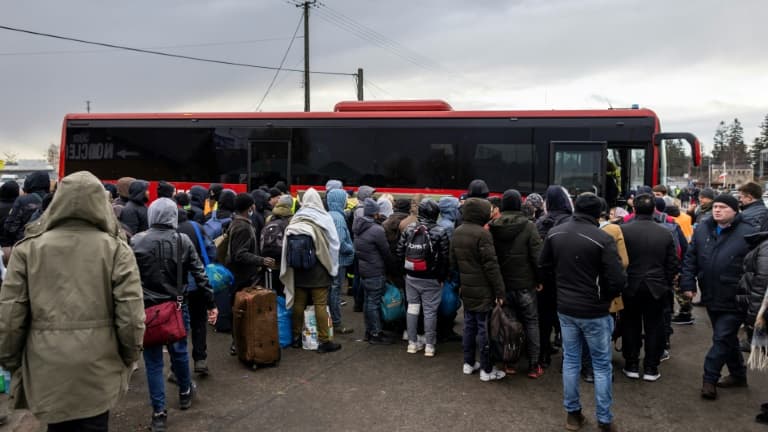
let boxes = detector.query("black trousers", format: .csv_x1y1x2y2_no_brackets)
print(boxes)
48,411,109,432
537,288,558,363
622,288,666,368
188,290,209,361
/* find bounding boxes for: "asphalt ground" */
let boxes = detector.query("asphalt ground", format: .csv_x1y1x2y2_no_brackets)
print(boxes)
5,297,768,431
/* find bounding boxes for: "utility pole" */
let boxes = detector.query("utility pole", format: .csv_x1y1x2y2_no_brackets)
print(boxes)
85,100,91,113
356,68,364,101
298,1,316,112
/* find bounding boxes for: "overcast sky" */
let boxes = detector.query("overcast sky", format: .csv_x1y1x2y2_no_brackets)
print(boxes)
1,0,766,160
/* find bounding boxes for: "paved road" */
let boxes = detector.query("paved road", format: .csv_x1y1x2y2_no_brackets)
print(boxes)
7,298,767,431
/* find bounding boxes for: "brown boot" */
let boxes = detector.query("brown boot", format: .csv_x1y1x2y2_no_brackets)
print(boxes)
565,410,586,431
717,375,748,388
598,422,618,431
701,381,717,400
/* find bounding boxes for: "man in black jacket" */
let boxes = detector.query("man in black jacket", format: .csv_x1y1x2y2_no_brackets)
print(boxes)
620,194,679,382
397,199,450,357
2,171,50,245
120,179,149,235
681,193,757,400
539,193,625,431
131,197,218,431
489,189,544,378
738,182,768,229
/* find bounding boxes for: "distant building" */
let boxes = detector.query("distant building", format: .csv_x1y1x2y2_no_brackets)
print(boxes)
711,166,753,190
0,159,55,186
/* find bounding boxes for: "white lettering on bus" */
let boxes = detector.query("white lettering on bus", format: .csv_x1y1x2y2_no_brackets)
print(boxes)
67,142,115,160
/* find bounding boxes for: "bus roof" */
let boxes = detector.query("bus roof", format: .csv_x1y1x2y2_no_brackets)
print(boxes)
64,100,658,122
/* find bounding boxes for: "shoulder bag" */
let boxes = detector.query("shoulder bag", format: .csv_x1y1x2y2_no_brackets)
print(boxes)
143,234,187,347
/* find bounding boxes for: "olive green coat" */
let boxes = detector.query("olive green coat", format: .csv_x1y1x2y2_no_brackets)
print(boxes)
0,171,145,423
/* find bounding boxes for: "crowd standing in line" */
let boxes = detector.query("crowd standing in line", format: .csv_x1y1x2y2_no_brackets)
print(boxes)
3,171,768,430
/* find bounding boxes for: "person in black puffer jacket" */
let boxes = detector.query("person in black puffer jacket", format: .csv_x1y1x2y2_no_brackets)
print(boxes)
2,171,50,245
188,186,207,224
0,181,20,247
396,199,450,356
535,185,574,364
489,189,544,377
354,198,393,345
131,197,218,430
119,179,149,235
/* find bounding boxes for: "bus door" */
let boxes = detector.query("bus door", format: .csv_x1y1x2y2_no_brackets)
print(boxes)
249,139,290,191
550,141,607,197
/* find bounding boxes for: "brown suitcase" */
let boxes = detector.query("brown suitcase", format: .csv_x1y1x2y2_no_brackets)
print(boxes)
233,286,281,367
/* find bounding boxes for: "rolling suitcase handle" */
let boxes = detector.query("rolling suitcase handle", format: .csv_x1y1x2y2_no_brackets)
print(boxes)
265,268,273,291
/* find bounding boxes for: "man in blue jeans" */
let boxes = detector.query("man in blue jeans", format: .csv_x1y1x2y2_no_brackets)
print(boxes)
680,193,756,400
539,193,625,432
353,198,393,344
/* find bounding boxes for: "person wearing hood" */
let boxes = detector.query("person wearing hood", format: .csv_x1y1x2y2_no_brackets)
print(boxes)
250,189,272,246
281,188,341,353
114,177,135,206
324,179,344,209
538,193,625,431
377,195,394,219
353,185,376,222
157,181,175,199
2,171,51,244
131,198,219,431
0,171,145,430
536,185,574,366
383,198,413,292
353,198,394,345
205,184,223,217
119,179,150,235
103,183,118,201
467,179,490,199
450,197,506,381
489,189,545,378
0,181,20,247
262,195,295,297
327,189,355,334
397,199,450,356
437,196,460,238
188,185,208,224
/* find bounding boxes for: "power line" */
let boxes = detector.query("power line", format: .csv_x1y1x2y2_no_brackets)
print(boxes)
0,24,354,76
255,14,304,111
0,36,305,57
366,79,394,98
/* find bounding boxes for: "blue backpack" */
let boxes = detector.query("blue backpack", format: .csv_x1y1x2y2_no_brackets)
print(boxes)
380,282,405,322
191,222,234,294
285,234,317,269
203,210,231,240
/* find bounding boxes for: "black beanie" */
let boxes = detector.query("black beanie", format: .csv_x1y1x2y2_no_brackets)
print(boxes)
500,189,522,211
713,194,739,213
666,205,681,217
157,181,175,199
574,193,602,219
0,181,20,202
268,187,281,198
654,197,666,213
700,188,716,200
467,179,490,199
394,198,411,214
234,193,255,213
274,181,289,194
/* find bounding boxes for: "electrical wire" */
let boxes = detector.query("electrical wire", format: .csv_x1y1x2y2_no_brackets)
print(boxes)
0,36,305,56
0,24,354,76
255,14,304,111
365,79,394,98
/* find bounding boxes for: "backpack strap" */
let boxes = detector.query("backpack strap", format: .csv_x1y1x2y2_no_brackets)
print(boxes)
191,222,210,266
175,233,184,306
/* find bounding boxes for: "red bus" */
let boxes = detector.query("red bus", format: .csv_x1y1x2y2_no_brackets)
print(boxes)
60,100,701,200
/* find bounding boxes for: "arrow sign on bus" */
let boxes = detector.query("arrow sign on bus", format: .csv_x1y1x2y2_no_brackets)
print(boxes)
116,150,140,159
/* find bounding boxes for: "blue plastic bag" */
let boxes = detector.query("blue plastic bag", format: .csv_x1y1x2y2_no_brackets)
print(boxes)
277,296,293,348
380,282,405,322
191,222,233,294
439,279,461,317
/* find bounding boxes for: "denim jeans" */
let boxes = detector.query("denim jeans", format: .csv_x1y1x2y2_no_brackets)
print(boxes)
328,265,346,328
143,303,192,413
558,313,614,425
704,309,746,384
463,310,491,373
361,276,385,335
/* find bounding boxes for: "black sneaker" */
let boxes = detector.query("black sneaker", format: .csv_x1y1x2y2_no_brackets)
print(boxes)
316,341,342,353
642,366,661,382
179,385,194,410
622,363,640,379
194,359,209,376
582,370,594,383
368,333,394,345
671,314,694,325
151,410,167,432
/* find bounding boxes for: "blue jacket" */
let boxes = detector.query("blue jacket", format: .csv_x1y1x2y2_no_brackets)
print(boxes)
438,196,460,238
681,214,757,312
327,189,355,268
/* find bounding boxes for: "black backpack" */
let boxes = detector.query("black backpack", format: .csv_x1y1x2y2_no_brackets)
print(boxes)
261,218,289,260
403,224,435,272
285,234,317,270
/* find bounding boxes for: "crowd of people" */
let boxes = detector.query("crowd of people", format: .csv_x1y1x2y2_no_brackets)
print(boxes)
1,171,768,431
